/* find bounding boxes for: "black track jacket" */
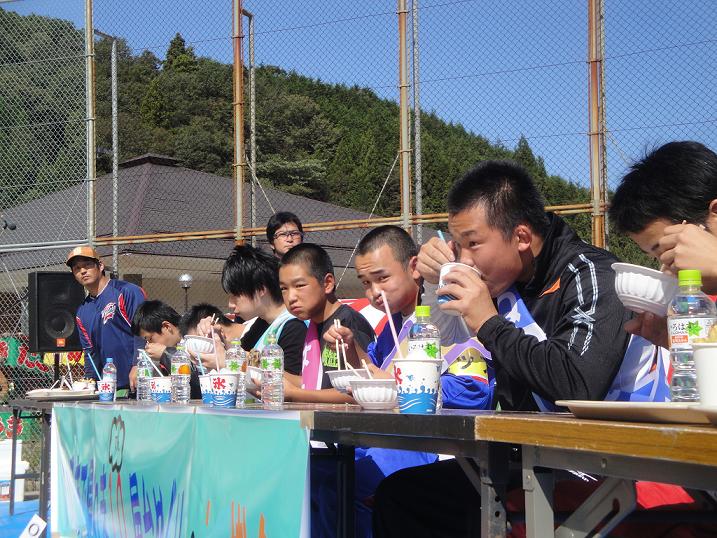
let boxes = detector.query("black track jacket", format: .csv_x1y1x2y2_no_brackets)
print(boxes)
477,213,632,411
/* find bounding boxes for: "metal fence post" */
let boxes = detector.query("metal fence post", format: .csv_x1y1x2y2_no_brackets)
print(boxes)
588,0,607,248
398,0,412,232
412,0,423,244
85,0,96,246
233,0,246,244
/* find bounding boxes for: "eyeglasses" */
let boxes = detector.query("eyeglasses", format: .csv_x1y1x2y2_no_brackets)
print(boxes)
274,230,304,240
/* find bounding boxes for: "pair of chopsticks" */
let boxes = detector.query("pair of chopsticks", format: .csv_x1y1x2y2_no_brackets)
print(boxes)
333,319,373,378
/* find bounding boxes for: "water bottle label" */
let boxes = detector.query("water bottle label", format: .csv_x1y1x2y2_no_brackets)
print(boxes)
272,358,282,370
668,317,716,348
171,364,178,375
141,368,151,378
261,358,269,369
226,359,241,372
408,339,441,360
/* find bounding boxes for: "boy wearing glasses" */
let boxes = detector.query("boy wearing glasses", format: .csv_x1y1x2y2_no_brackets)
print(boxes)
266,211,304,258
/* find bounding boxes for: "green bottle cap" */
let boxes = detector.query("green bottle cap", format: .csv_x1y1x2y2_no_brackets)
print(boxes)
230,338,242,346
678,269,702,287
415,305,431,317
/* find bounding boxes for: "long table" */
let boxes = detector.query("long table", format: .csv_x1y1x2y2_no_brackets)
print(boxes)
38,401,717,537
306,408,717,537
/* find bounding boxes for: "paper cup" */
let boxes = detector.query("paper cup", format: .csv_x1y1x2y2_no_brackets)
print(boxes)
199,374,214,405
393,357,442,414
438,262,481,315
97,379,116,402
693,343,717,406
149,376,172,403
210,373,238,408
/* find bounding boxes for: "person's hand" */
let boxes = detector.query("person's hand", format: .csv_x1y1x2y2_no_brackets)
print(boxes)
657,223,717,293
128,365,138,391
436,264,497,333
144,342,166,361
195,315,227,343
417,237,456,284
624,312,669,349
323,324,354,349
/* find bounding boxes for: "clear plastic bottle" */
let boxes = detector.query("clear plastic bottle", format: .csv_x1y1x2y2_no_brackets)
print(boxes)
226,339,248,408
408,306,442,364
170,341,191,404
101,358,117,402
225,338,246,373
667,269,717,401
408,305,443,409
135,350,153,401
261,332,284,409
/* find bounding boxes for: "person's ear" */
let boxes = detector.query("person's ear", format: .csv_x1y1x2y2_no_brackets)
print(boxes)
160,320,173,334
408,255,420,280
706,199,717,232
324,273,336,295
515,224,533,253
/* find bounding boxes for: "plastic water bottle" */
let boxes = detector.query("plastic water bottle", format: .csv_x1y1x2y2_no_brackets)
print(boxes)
408,306,442,365
225,339,246,373
226,339,248,407
171,341,191,404
135,350,153,401
408,305,443,409
100,358,117,402
667,269,717,401
261,332,284,409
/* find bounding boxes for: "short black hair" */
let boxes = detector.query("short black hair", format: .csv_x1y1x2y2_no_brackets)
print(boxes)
281,243,334,287
357,225,418,267
178,303,233,335
131,300,181,336
447,160,550,239
266,211,304,242
609,141,717,234
221,244,283,304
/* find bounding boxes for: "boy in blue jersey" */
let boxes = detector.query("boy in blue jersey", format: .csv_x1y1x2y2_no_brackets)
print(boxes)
67,246,146,389
352,225,492,409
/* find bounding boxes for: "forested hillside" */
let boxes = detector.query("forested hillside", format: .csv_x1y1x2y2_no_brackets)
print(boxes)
1,9,651,265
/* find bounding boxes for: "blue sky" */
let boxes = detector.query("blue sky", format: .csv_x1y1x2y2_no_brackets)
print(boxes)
6,0,717,191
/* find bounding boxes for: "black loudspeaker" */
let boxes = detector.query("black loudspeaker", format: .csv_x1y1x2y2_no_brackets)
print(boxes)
28,272,86,353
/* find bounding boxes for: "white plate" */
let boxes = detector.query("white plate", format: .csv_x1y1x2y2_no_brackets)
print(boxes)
555,400,710,424
26,388,98,400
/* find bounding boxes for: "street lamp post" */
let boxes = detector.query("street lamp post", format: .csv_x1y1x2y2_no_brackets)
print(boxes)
178,273,193,312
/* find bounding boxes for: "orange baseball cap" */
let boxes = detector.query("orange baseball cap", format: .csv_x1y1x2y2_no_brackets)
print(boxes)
66,246,101,267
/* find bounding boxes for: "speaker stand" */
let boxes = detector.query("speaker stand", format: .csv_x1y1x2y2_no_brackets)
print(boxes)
53,353,60,383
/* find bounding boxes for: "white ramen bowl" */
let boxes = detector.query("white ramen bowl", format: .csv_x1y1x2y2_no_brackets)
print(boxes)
327,368,370,393
349,378,398,410
183,335,215,355
612,262,678,317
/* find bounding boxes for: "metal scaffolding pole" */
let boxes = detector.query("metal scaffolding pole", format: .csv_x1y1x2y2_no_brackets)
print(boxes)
411,0,423,243
588,0,607,248
95,29,119,274
244,9,256,247
398,0,412,231
232,0,246,244
85,0,96,246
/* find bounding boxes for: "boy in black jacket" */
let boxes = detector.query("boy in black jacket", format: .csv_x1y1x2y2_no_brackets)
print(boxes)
373,160,650,536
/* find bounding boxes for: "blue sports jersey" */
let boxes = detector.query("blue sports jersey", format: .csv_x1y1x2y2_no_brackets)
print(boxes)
367,311,493,409
75,279,146,388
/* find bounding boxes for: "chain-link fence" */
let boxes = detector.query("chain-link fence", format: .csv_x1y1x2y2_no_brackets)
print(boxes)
1,0,716,385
